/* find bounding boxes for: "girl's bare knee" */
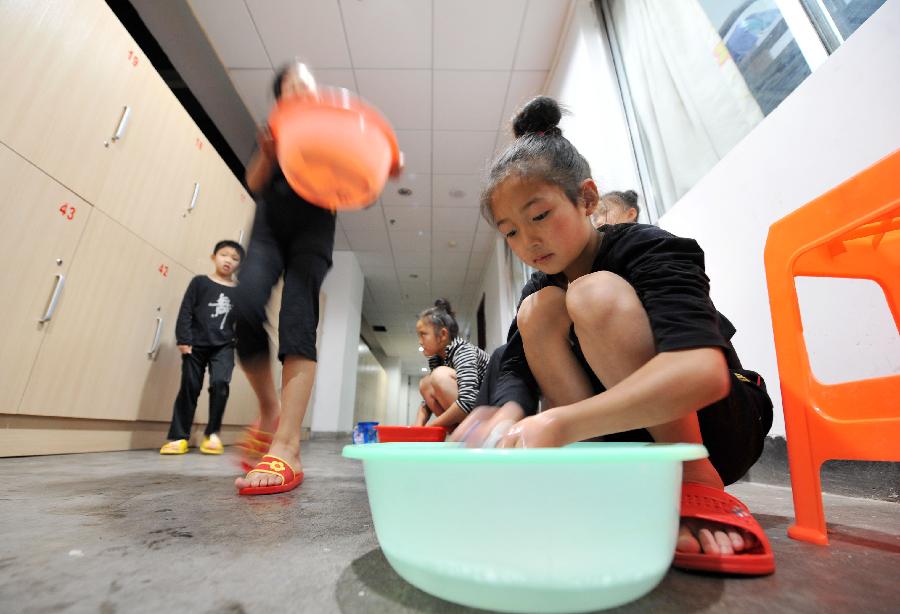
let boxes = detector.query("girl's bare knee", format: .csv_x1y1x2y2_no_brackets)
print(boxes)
517,286,568,340
431,366,457,393
566,271,639,327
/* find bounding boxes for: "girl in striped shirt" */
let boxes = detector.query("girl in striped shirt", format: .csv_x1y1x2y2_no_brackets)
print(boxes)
415,299,490,430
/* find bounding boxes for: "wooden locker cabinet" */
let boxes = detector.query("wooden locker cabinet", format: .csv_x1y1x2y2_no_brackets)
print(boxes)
0,0,145,203
18,211,186,421
92,75,203,267
132,259,194,424
178,152,252,273
2,0,269,450
0,142,91,413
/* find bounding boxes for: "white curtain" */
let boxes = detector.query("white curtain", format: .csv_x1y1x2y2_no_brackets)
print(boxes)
608,0,764,210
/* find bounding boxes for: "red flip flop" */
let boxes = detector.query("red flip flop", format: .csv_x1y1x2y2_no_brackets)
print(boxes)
235,422,276,473
238,454,304,496
673,482,775,576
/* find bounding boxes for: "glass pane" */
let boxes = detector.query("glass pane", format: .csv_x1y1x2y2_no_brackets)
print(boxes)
607,0,813,211
699,0,811,115
820,0,887,39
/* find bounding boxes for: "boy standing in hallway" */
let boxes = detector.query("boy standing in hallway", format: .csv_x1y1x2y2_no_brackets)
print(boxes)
160,240,244,455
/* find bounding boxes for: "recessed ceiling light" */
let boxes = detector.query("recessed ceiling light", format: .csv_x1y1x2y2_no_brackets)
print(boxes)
416,230,424,236
398,187,413,196
448,240,457,248
418,345,424,352
449,188,465,199
420,367,428,372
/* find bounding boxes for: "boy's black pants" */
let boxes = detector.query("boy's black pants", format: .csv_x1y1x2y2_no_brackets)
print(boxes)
166,344,235,440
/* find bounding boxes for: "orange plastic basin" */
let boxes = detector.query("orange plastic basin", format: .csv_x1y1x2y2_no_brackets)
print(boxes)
268,87,400,210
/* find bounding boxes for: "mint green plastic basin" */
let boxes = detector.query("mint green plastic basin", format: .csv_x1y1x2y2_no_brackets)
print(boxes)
343,442,707,613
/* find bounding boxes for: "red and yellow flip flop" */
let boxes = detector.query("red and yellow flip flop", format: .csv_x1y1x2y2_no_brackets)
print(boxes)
238,454,304,496
674,482,775,576
235,422,275,473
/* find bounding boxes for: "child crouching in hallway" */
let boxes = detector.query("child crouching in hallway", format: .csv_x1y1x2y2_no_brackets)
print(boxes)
453,96,775,576
592,189,640,227
160,240,244,455
415,299,490,432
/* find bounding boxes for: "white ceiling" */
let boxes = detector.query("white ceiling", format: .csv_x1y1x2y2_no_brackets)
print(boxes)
187,0,572,373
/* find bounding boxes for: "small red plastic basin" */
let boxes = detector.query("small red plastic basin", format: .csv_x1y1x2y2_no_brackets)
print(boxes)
376,425,447,443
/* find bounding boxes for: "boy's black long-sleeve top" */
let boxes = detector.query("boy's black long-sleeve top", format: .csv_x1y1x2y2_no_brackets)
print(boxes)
175,275,238,347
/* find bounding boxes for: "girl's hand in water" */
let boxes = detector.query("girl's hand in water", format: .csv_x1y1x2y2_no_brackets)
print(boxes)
496,412,567,448
450,403,568,448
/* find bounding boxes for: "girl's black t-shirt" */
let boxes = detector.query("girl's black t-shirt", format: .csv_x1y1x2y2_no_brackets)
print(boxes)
492,223,742,413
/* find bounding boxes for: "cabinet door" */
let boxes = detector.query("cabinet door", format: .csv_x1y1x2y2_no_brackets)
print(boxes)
179,154,255,273
0,0,144,202
0,143,91,413
18,211,186,420
92,77,204,265
133,260,193,423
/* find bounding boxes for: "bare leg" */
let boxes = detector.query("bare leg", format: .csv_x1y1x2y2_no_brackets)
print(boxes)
565,272,746,556
428,366,459,410
236,356,315,489
517,287,595,409
419,374,446,415
239,355,280,433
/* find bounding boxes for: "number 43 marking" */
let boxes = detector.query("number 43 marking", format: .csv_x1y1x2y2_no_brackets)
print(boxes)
58,202,76,220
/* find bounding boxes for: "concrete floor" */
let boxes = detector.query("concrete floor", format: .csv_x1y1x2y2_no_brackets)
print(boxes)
1,441,898,614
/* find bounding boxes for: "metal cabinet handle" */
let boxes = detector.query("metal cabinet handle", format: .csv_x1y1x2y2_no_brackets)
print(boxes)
111,105,131,142
187,182,200,212
148,316,163,356
39,274,65,323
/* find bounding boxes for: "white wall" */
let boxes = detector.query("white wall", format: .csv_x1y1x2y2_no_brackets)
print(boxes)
310,251,364,433
353,340,388,424
658,0,900,436
404,375,425,425
382,356,404,425
463,236,509,355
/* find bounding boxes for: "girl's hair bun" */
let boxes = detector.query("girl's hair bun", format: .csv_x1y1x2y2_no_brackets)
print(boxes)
512,96,562,138
434,298,454,316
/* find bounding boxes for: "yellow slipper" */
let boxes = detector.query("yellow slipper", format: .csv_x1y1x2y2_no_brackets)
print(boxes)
160,439,188,455
200,434,224,455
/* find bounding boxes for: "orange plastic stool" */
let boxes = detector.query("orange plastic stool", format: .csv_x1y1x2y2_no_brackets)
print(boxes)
764,149,900,545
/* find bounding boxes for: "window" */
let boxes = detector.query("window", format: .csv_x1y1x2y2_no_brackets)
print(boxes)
800,0,888,51
601,0,815,213
600,0,888,216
